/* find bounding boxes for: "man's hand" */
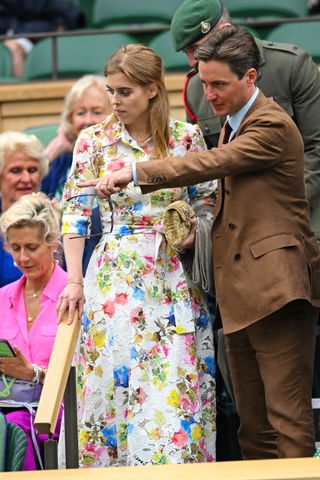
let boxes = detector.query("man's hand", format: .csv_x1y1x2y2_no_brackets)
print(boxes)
176,217,197,251
78,167,133,198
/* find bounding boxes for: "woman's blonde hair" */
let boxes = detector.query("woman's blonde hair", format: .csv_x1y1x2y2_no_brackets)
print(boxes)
104,44,170,157
0,192,61,249
60,74,110,142
0,131,49,178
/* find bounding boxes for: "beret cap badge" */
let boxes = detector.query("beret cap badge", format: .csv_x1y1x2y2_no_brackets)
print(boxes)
200,21,211,34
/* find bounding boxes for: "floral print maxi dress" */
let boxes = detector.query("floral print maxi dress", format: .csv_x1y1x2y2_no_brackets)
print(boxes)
61,116,217,467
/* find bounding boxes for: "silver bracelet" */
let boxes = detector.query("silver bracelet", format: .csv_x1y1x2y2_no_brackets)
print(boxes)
31,363,40,384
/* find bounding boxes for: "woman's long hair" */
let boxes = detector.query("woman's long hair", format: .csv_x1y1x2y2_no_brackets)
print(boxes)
104,44,170,157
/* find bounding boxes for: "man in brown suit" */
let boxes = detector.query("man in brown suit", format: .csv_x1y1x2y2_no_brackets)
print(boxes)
80,26,320,459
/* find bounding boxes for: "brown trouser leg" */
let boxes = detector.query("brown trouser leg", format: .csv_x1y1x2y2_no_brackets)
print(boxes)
225,300,318,459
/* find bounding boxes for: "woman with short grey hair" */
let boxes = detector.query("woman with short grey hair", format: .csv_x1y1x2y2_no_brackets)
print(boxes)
0,130,48,286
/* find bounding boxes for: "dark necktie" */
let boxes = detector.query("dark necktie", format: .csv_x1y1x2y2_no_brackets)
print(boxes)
223,120,233,144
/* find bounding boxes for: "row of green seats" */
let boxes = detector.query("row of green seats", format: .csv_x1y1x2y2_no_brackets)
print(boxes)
75,0,184,29
0,0,318,82
15,31,189,81
78,0,309,29
23,124,59,147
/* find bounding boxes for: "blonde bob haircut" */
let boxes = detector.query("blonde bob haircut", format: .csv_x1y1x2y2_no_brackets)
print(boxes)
0,131,49,178
60,74,110,142
104,43,170,157
0,192,61,249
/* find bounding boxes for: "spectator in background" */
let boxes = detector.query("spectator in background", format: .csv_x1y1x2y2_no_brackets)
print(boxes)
309,0,320,14
0,0,86,77
41,75,111,274
41,74,111,200
0,192,67,470
0,131,48,287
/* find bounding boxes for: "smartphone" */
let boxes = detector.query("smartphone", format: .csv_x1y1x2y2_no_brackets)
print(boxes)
0,339,16,357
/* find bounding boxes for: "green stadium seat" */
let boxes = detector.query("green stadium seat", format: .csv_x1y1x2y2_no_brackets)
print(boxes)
239,24,261,38
91,0,184,29
24,123,59,147
24,32,136,80
267,21,320,63
223,0,309,19
149,31,189,72
73,0,95,26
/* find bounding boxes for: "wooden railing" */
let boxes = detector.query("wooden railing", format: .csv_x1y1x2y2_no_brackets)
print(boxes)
34,310,80,436
0,74,186,132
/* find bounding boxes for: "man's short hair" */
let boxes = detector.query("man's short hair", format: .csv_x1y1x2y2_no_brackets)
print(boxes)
195,25,260,79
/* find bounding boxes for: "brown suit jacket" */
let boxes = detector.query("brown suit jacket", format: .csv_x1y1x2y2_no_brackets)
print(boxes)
137,92,320,333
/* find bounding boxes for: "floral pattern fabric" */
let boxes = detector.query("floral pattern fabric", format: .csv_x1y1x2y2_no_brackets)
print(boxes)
61,116,217,467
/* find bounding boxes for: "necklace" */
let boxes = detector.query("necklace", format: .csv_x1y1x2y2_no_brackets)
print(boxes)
24,287,42,323
25,287,43,299
25,291,41,299
131,132,152,146
138,135,151,146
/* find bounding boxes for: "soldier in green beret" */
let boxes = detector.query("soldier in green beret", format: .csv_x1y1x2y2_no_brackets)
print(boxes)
171,0,320,244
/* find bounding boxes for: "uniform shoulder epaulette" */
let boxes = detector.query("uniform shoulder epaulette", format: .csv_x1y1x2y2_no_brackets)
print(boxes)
261,40,303,56
183,68,198,123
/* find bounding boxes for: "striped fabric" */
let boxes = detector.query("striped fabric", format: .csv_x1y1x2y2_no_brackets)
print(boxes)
0,412,6,471
6,423,27,471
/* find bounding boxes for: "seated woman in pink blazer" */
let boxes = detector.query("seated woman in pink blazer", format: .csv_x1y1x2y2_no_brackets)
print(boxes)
0,192,67,470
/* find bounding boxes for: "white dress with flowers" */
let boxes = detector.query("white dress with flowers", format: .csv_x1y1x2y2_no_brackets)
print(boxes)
61,116,217,467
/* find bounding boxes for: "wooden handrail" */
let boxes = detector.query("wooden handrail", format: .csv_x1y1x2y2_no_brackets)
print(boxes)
34,310,80,435
0,75,186,132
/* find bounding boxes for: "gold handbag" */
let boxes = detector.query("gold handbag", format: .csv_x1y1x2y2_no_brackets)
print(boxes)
163,200,195,247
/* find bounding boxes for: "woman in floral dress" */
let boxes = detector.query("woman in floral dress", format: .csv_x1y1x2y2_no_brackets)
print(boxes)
57,44,216,467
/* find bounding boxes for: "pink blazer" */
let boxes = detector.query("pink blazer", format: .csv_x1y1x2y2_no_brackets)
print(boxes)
0,264,67,367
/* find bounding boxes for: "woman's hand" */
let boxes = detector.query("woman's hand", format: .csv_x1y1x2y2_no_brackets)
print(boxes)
78,167,133,198
56,282,84,325
176,217,197,251
0,346,34,381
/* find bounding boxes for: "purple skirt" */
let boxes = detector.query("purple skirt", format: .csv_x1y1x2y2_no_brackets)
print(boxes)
4,406,63,470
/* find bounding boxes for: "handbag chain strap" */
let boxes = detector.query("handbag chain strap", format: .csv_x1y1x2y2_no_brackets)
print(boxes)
0,374,16,398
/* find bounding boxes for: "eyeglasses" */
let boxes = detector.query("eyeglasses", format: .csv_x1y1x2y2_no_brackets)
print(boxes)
66,193,114,239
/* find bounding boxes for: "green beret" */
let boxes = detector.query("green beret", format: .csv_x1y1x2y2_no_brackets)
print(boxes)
171,0,223,52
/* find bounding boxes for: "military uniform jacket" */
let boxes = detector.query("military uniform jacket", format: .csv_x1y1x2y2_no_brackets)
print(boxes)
137,91,320,334
184,38,320,241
